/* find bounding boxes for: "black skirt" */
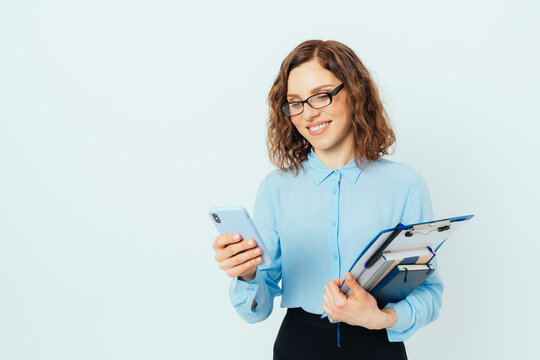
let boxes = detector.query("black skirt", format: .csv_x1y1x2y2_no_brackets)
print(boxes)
273,308,407,360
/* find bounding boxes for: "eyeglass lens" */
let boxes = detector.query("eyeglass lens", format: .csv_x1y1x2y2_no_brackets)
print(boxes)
283,93,331,116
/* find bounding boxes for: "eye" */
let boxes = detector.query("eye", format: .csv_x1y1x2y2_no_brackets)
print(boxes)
289,102,302,109
313,94,329,101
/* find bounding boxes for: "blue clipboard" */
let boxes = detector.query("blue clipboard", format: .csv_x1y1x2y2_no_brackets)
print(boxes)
322,214,474,323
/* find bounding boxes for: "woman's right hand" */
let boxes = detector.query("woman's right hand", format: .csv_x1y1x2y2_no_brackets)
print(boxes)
213,233,263,282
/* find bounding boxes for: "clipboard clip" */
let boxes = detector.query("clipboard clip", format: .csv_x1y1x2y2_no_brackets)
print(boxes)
404,220,451,237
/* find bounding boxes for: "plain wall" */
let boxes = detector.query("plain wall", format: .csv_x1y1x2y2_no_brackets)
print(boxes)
1,0,539,359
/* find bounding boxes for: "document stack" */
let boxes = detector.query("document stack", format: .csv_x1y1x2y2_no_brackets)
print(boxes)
323,215,474,323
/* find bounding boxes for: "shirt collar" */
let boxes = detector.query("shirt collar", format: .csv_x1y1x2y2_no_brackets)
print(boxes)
306,148,365,185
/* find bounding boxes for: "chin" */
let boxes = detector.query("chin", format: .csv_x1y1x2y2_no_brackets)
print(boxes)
309,142,335,152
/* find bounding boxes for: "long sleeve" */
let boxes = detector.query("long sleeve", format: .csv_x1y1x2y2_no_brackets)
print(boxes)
385,171,444,342
228,174,282,323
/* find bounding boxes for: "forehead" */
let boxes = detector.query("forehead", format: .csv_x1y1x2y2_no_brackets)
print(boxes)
287,60,340,97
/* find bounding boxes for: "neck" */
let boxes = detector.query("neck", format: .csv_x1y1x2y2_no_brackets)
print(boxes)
313,132,355,170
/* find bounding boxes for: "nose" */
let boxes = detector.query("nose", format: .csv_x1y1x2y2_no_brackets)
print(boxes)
301,102,321,122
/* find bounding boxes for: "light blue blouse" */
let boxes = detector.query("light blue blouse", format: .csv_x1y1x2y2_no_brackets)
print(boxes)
229,148,443,342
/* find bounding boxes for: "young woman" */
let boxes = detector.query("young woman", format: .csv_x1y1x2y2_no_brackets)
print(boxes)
212,40,443,359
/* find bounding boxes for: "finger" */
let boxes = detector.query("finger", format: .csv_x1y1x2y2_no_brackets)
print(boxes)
344,272,366,296
327,279,347,308
219,246,262,270
225,255,263,278
224,238,257,258
323,292,334,311
327,280,347,299
215,238,257,262
324,284,338,311
213,233,242,250
322,303,334,319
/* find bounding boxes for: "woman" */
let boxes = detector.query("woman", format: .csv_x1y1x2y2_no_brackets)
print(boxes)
212,40,443,359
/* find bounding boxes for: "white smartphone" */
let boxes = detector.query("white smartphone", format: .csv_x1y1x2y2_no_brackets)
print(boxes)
208,205,272,268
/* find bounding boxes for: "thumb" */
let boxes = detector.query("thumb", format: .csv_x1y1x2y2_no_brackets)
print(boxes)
345,272,365,295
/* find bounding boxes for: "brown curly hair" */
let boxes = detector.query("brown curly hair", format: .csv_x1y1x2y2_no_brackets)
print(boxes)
267,40,396,175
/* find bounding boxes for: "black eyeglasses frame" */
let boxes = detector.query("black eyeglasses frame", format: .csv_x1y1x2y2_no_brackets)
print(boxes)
280,83,345,117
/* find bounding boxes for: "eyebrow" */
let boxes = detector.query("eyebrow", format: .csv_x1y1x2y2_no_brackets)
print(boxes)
287,84,336,99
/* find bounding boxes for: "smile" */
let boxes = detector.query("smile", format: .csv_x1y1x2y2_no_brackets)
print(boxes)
307,121,331,136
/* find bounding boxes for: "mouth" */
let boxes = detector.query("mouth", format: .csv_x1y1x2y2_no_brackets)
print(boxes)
307,121,331,136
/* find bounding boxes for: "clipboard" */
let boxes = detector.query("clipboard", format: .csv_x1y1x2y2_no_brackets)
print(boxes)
322,214,474,323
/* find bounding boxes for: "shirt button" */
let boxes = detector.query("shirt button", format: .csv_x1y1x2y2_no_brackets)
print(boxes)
331,221,336,227
332,255,338,260
332,187,337,193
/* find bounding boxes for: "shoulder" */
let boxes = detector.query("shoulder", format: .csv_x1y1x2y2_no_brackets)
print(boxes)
258,165,308,188
364,158,422,185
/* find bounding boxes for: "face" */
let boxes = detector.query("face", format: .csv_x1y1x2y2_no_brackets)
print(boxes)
286,59,354,156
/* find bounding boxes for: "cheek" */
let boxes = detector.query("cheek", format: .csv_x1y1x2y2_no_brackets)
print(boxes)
329,99,352,120
290,117,304,130
332,111,353,130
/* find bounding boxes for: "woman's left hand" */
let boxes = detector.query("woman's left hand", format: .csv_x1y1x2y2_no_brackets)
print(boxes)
322,272,397,330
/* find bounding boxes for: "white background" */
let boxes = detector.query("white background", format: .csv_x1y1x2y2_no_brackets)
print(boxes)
1,1,539,359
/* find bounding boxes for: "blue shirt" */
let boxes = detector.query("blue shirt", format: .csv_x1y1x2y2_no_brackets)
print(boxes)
229,148,443,342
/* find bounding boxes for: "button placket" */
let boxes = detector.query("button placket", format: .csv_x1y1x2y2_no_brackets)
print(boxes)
328,170,342,279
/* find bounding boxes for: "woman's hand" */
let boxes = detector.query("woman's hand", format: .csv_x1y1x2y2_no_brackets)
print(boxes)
212,233,263,282
322,272,397,330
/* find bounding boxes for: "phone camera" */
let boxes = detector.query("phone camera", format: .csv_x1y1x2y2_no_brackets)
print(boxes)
212,213,221,223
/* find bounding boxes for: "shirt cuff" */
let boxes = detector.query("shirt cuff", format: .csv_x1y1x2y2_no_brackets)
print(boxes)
229,269,262,308
385,299,414,333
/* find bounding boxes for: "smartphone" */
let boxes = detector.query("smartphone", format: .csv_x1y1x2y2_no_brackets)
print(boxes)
208,205,272,268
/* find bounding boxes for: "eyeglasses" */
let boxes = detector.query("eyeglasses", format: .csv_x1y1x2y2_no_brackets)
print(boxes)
280,84,344,117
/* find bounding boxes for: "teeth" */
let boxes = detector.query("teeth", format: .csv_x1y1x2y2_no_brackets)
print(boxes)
309,122,330,131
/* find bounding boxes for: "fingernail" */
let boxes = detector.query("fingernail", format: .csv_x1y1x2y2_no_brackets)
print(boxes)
247,239,253,246
345,273,352,280
233,234,240,240
256,257,262,262
254,248,260,254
